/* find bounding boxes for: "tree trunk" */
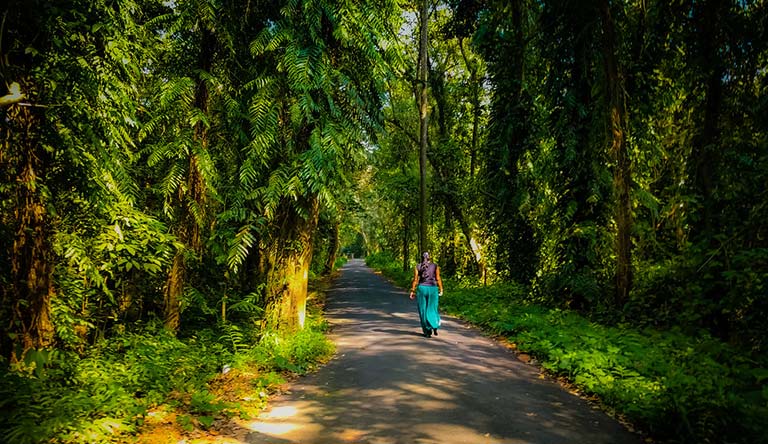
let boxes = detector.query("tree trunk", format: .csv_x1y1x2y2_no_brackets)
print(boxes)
445,197,483,276
442,208,457,276
163,251,185,331
691,0,723,237
417,0,429,255
458,38,481,178
323,220,340,275
163,29,213,332
263,197,320,332
402,214,411,272
600,0,633,307
7,99,55,359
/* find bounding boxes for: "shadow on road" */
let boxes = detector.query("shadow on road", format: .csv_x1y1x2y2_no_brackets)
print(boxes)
244,259,641,444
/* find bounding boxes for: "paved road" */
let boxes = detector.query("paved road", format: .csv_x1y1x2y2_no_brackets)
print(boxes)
245,259,641,444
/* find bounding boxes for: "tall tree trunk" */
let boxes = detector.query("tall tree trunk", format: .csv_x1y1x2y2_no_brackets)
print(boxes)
486,0,536,282
445,196,482,276
417,0,429,255
560,4,596,311
690,0,727,337
263,197,320,332
163,29,213,332
469,86,480,178
600,0,633,306
691,0,723,237
323,220,340,275
442,208,457,276
7,98,55,359
458,38,481,177
164,251,185,332
402,214,410,272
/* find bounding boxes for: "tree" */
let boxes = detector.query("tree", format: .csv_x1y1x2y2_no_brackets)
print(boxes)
599,0,633,306
417,0,430,255
230,0,401,332
141,0,247,332
1,0,153,357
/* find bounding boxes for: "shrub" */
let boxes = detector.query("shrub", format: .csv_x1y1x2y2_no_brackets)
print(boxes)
0,311,334,443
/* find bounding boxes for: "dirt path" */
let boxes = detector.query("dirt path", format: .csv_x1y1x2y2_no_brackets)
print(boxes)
245,259,641,444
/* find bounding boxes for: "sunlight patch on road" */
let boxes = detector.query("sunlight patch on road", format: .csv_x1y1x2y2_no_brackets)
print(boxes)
245,421,299,435
245,406,302,436
336,428,368,442
259,406,298,419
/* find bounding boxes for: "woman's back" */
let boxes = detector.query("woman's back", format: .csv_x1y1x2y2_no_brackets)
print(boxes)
418,262,437,286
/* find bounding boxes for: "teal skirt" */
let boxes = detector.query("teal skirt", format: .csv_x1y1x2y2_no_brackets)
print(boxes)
416,284,441,334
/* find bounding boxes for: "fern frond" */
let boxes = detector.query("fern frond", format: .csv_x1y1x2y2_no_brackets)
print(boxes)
251,24,289,56
161,162,187,202
228,291,264,315
159,77,196,109
218,323,251,352
190,145,219,196
184,286,216,315
227,224,257,272
239,158,261,189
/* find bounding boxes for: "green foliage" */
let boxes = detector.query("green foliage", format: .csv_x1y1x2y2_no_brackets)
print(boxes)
365,251,413,288
443,0,768,353
0,326,206,443
333,255,349,270
218,322,251,354
53,201,177,348
451,292,767,443
0,313,334,443
228,0,402,278
250,318,335,374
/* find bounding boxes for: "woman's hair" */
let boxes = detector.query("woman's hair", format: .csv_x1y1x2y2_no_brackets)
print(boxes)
418,252,431,271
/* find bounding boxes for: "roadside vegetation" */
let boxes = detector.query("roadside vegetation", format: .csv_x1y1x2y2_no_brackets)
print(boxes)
0,267,340,444
367,252,768,444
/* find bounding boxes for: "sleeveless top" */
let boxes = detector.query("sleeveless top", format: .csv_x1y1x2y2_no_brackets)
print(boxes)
418,262,437,286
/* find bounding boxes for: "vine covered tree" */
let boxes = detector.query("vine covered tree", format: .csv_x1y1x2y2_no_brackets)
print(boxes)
1,0,158,357
228,0,401,331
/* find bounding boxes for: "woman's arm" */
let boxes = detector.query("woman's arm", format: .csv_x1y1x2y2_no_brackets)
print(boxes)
409,267,419,299
436,266,444,296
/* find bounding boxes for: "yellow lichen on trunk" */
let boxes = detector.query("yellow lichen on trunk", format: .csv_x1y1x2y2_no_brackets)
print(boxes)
263,197,319,333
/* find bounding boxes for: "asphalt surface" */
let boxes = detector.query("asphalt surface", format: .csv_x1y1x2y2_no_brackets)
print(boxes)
245,259,642,444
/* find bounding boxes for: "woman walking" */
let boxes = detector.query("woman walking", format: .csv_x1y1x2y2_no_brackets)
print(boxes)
409,252,444,337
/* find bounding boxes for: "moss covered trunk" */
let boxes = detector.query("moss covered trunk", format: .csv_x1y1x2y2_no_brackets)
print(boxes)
263,197,319,332
600,0,633,306
163,29,213,332
5,90,55,358
323,221,340,275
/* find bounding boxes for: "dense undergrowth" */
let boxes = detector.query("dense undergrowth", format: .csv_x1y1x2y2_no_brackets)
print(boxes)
0,283,337,444
367,252,768,444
